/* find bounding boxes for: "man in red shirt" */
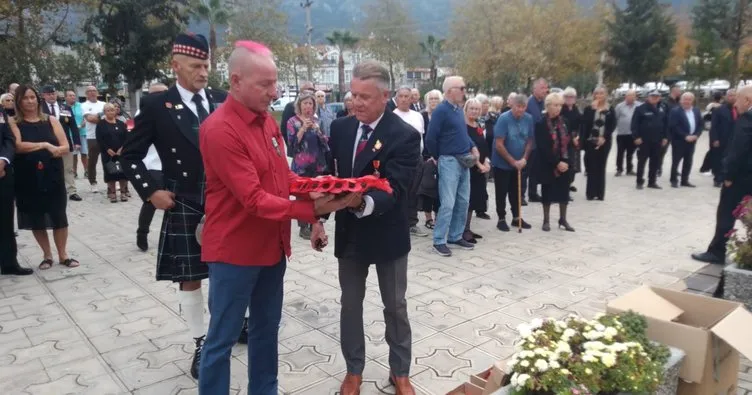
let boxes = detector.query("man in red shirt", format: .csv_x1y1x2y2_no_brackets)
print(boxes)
197,41,354,394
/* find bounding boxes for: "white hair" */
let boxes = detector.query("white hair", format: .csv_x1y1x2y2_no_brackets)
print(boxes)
681,92,695,101
563,87,577,97
0,93,12,103
352,60,390,91
442,76,464,93
474,93,489,103
343,91,353,101
545,92,564,108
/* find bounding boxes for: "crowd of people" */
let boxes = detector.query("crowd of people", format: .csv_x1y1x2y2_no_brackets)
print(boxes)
1,30,751,395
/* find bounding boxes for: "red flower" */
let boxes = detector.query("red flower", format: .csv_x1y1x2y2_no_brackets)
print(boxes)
726,229,737,238
36,161,44,170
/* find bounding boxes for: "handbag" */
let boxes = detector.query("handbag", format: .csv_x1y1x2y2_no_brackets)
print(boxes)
104,160,124,176
455,152,477,169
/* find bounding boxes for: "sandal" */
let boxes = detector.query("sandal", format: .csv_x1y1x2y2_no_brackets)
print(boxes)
39,259,53,270
60,258,80,268
425,219,435,229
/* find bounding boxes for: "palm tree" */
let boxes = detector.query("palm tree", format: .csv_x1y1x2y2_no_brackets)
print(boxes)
326,30,359,98
419,35,445,87
189,0,230,71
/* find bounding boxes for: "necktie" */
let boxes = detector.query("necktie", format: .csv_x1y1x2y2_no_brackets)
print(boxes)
356,124,372,157
50,103,57,118
192,94,209,123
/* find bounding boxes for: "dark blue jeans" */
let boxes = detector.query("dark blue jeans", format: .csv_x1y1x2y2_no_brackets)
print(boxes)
198,257,286,395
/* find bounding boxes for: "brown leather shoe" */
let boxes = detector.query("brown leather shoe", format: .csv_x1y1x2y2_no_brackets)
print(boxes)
339,373,362,395
391,375,416,395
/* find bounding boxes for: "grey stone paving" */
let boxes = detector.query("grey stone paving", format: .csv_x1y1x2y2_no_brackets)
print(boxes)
0,139,748,394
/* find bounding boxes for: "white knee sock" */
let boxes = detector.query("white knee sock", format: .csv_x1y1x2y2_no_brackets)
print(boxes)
179,288,205,339
245,307,249,319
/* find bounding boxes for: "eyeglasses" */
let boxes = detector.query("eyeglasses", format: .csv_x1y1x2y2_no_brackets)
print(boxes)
454,86,466,91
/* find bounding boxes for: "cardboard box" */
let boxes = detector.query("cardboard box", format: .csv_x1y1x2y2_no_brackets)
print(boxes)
446,381,484,395
468,361,507,395
606,286,752,394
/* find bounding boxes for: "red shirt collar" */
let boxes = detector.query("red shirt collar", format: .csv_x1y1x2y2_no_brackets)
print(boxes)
225,93,269,126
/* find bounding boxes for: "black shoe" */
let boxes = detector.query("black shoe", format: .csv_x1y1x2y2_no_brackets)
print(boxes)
237,318,248,344
69,193,82,201
512,218,532,229
615,171,623,177
691,251,724,265
587,196,595,201
529,195,542,203
657,170,663,177
681,182,696,188
1,264,33,275
714,181,723,188
671,181,679,188
558,219,575,232
542,222,551,232
636,184,644,190
137,233,148,252
497,220,510,232
647,184,662,189
433,244,452,257
521,199,528,206
470,231,483,239
448,239,475,250
190,336,204,379
569,186,577,192
627,170,636,176
475,212,491,220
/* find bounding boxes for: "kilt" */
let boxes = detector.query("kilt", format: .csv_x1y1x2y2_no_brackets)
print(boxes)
156,196,207,283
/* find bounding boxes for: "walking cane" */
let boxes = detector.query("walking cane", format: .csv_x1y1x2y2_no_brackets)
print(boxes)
517,168,523,233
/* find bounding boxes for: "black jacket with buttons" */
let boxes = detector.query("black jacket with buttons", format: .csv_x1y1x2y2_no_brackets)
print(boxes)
121,85,227,203
631,102,668,144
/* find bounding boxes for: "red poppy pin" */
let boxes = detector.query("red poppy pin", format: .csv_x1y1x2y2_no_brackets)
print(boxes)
372,160,380,177
37,161,44,170
165,102,173,109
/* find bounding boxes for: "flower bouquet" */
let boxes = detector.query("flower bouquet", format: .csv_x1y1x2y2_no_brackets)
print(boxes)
727,195,752,269
505,312,670,395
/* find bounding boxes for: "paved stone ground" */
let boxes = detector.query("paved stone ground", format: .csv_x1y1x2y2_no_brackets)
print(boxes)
0,138,748,394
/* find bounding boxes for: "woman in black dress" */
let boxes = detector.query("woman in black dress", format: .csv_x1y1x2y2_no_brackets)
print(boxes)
463,98,491,243
581,86,616,201
97,103,130,203
8,85,79,270
561,87,582,195
534,92,576,232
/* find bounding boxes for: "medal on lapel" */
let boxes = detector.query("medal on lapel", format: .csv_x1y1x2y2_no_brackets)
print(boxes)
271,136,281,156
372,160,380,177
334,158,339,177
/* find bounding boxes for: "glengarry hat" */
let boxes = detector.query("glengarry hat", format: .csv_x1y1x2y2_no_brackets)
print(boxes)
172,32,209,60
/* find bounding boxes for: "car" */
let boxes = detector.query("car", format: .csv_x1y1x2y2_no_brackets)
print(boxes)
326,102,344,115
270,96,294,112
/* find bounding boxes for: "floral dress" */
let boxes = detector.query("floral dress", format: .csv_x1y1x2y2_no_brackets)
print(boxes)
286,115,330,177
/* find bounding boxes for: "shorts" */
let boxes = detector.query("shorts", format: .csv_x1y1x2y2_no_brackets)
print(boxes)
75,137,88,155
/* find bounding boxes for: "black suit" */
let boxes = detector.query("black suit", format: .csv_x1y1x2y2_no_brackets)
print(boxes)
0,123,18,270
42,101,81,150
326,110,420,377
668,106,703,184
121,85,226,283
710,104,737,183
385,98,397,112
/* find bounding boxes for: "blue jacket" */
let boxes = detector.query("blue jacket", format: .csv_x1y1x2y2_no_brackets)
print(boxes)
668,106,703,141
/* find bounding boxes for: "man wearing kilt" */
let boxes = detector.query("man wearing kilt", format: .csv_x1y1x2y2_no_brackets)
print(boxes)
121,33,233,379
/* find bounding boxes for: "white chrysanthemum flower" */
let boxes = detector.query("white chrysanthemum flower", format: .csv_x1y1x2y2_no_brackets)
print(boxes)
534,359,549,372
549,360,561,369
534,348,546,355
517,324,532,338
510,372,519,387
582,354,597,363
585,368,593,375
562,328,576,339
604,327,618,338
520,360,530,367
530,318,544,329
517,373,531,387
507,358,518,369
595,323,606,332
602,353,617,367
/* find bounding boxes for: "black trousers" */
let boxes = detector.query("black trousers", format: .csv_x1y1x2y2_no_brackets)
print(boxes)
616,135,636,173
526,150,539,198
493,167,522,220
711,146,725,183
670,140,697,184
0,169,18,269
585,142,611,200
636,142,661,186
137,170,164,235
707,180,752,257
407,159,424,228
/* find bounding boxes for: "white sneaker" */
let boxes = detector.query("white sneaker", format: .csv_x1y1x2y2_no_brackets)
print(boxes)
89,184,100,193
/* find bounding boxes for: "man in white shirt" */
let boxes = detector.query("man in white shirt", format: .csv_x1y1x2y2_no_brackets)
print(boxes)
614,90,641,176
81,86,105,192
393,86,428,238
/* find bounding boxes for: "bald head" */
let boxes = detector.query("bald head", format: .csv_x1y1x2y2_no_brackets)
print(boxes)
735,86,752,114
148,83,168,94
442,76,465,105
228,41,278,113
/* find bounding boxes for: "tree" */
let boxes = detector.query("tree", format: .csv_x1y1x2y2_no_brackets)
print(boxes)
691,0,752,85
85,0,188,114
448,0,603,92
326,30,359,97
35,44,101,90
0,0,95,88
189,0,231,71
419,35,445,88
360,0,418,91
605,0,677,85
